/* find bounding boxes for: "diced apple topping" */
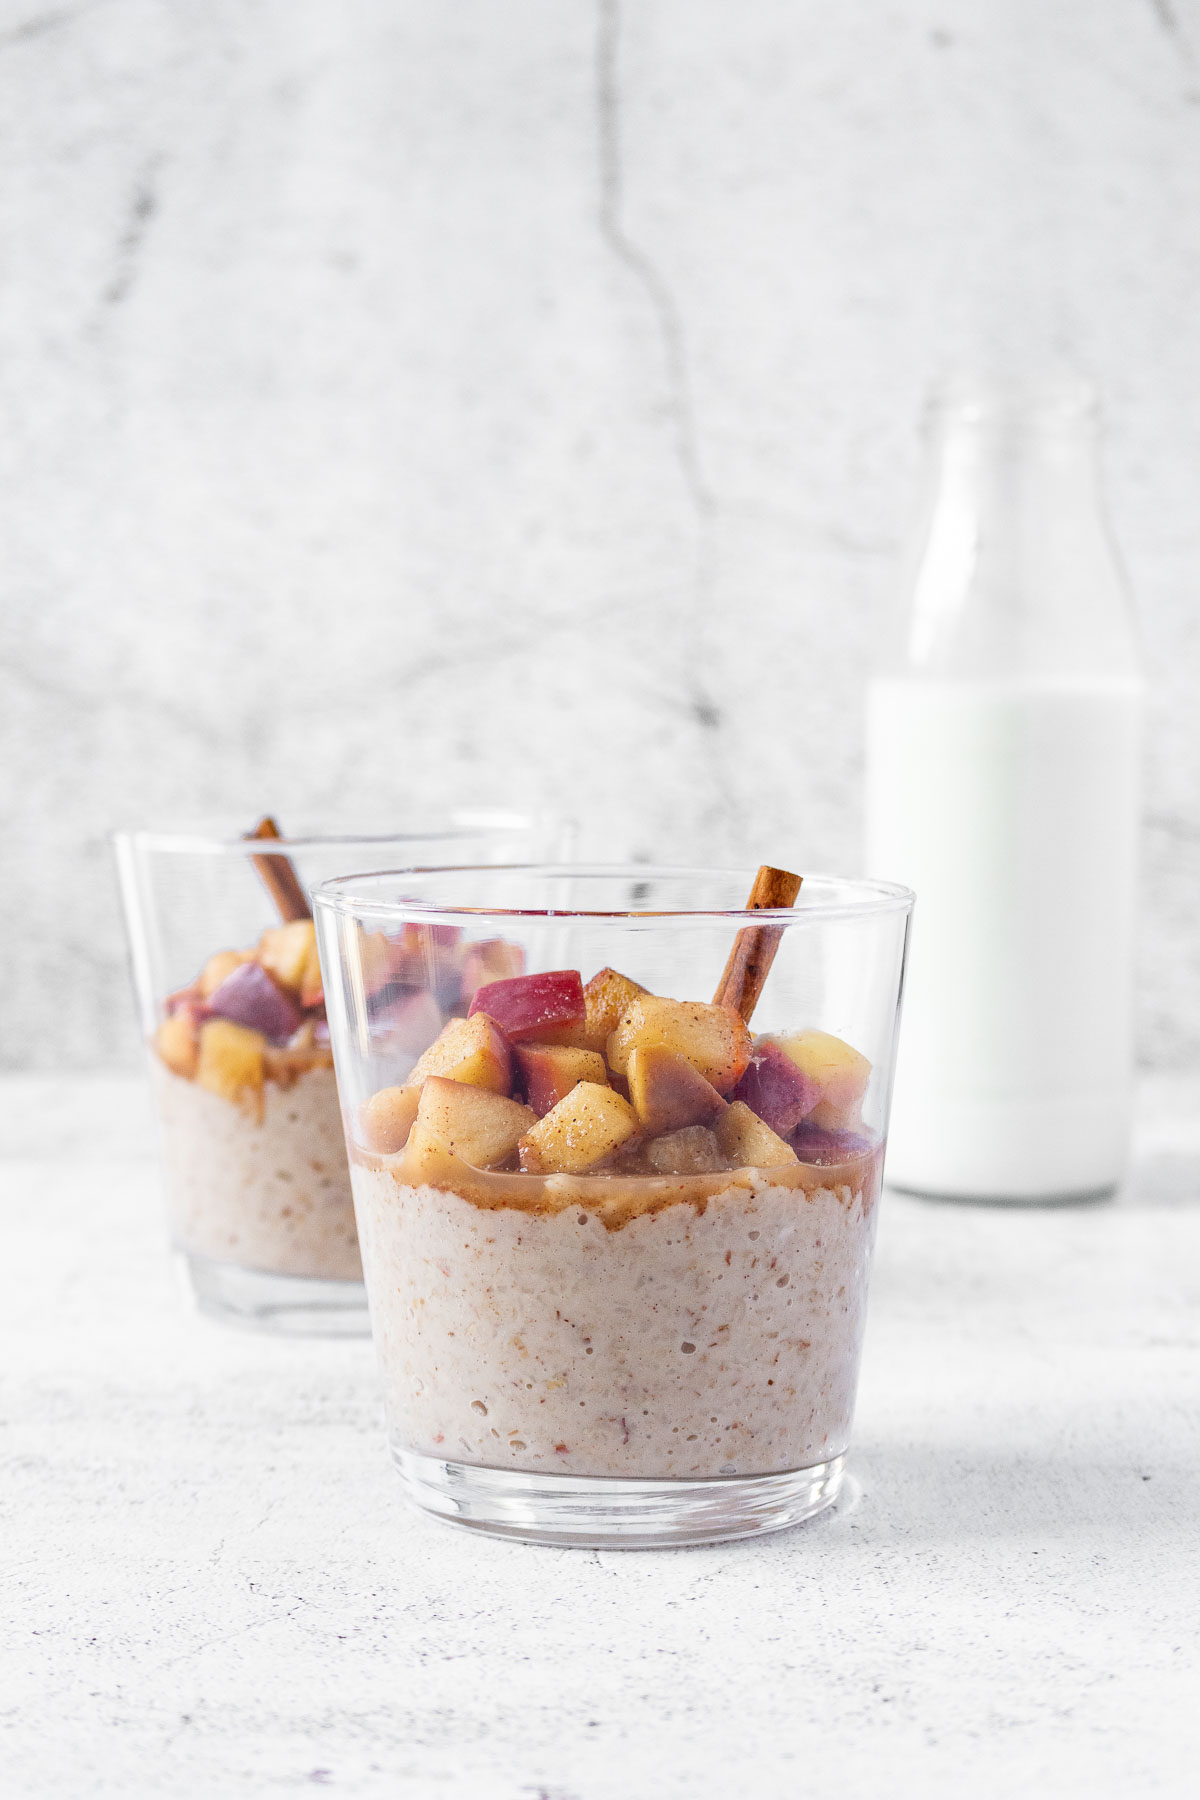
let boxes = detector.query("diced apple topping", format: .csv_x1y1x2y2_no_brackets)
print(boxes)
536,965,649,1052
416,1076,536,1169
460,939,526,1005
716,1100,799,1169
626,1044,726,1135
357,928,405,998
298,938,324,1009
199,948,250,999
772,1030,871,1130
407,1012,512,1094
468,969,586,1042
257,919,317,995
607,997,753,1095
358,1084,421,1154
518,1082,638,1175
207,961,304,1043
515,1043,609,1117
196,1018,266,1118
155,1008,200,1079
376,988,443,1059
731,1041,820,1137
386,923,466,1006
790,1123,873,1165
644,1125,726,1176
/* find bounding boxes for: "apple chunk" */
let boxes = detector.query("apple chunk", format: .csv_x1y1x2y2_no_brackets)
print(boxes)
515,1043,608,1117
256,919,317,995
358,1085,421,1154
207,961,304,1042
644,1126,726,1176
416,1076,536,1169
199,948,250,999
538,966,650,1052
376,988,443,1059
357,930,393,996
196,1018,266,1119
386,923,466,1006
468,969,585,1042
773,1030,871,1130
626,1044,726,1134
607,997,752,1095
298,939,324,1009
407,1012,512,1094
518,1082,637,1174
459,939,525,1006
716,1100,798,1169
731,1041,820,1136
155,1008,200,1079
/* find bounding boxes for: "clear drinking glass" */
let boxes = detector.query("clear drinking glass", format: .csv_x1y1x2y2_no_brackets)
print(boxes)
315,865,912,1546
114,815,569,1335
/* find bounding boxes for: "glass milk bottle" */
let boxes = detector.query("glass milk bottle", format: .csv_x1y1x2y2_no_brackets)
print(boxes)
865,377,1144,1201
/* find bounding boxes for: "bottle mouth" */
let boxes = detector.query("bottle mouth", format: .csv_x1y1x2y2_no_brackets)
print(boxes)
924,372,1100,431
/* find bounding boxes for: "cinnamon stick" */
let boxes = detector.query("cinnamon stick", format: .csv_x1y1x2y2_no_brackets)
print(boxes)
713,864,802,1023
244,816,312,923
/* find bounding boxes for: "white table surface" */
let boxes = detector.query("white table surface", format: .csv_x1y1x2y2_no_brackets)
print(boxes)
3,1074,1198,1800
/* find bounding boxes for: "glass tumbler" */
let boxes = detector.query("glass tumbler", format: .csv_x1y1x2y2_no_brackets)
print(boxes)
115,815,569,1335
315,865,913,1545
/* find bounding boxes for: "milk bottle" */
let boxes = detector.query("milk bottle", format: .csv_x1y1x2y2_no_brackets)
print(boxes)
865,378,1144,1200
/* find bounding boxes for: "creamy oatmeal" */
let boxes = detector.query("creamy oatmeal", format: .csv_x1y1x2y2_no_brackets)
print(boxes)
354,1150,877,1479
154,1059,361,1280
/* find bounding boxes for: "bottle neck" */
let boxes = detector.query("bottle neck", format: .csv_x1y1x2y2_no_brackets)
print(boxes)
891,388,1139,682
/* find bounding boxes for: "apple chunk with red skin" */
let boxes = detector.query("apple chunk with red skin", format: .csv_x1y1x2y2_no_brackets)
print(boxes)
537,966,649,1053
468,970,585,1043
627,1045,726,1134
791,1122,874,1165
731,1041,820,1136
207,961,303,1043
607,997,752,1095
459,939,525,1006
198,948,250,999
515,1043,608,1117
773,1030,871,1130
416,1076,536,1169
518,1081,638,1174
406,1012,512,1094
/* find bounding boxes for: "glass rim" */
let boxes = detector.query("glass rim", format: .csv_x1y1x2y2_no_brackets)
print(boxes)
110,809,551,858
312,863,915,926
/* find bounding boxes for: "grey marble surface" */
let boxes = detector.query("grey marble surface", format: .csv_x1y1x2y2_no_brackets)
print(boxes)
3,0,1199,1070
2,1072,1198,1798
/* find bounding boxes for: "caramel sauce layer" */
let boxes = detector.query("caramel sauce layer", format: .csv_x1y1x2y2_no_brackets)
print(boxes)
261,1044,335,1089
352,1133,882,1231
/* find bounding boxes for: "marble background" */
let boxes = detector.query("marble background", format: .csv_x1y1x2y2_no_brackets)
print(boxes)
3,0,1198,1070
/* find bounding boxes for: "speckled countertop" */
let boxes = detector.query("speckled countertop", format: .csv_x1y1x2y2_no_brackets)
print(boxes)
3,1075,1198,1799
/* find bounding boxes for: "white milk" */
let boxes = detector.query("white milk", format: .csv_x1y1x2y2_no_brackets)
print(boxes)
866,673,1142,1199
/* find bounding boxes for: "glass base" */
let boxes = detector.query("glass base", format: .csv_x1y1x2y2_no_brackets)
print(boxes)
392,1445,845,1547
889,1179,1117,1207
180,1252,370,1336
